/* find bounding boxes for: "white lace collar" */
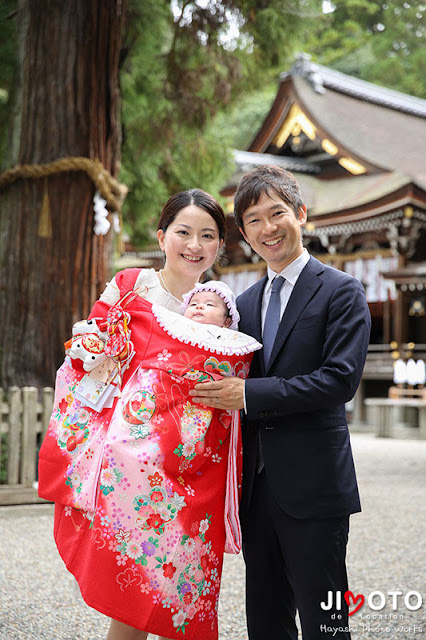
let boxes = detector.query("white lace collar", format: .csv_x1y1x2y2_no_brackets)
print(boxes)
152,304,262,356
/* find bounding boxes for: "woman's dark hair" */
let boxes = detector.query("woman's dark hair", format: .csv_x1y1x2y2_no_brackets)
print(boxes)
157,189,226,241
233,165,304,230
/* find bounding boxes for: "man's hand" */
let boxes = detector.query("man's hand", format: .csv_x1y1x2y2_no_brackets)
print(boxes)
189,376,245,411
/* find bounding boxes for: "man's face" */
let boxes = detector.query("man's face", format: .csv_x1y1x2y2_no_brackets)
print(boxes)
239,190,307,272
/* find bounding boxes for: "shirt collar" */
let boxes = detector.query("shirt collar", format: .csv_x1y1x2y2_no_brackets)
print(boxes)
266,249,310,290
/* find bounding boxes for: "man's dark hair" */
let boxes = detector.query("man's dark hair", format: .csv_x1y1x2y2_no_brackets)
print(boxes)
233,165,304,230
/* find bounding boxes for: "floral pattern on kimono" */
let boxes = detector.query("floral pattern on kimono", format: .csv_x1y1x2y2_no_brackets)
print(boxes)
38,270,261,640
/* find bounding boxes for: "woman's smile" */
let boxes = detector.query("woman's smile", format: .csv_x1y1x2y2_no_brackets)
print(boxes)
182,254,203,262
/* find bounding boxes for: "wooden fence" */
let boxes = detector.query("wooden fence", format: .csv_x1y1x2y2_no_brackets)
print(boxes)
0,386,54,505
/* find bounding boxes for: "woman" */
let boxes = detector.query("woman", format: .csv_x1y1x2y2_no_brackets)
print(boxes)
99,188,225,313
39,190,250,640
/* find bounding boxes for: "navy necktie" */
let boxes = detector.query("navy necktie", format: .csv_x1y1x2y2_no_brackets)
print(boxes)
262,276,285,367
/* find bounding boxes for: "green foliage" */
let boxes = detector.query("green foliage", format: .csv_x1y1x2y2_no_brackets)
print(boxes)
119,0,237,245
359,1,426,97
213,85,277,150
301,0,426,98
120,0,318,245
234,0,323,68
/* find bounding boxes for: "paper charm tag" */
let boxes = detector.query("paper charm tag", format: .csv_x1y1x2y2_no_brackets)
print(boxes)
75,364,119,412
74,352,135,412
89,359,117,383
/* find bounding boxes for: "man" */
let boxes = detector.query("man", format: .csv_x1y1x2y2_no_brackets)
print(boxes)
190,165,371,639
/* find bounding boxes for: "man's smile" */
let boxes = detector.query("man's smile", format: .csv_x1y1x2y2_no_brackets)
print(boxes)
263,236,284,247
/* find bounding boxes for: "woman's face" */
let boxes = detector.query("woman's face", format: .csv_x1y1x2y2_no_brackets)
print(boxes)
157,205,222,277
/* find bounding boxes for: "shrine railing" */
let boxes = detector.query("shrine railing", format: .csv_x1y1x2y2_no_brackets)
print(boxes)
0,387,53,505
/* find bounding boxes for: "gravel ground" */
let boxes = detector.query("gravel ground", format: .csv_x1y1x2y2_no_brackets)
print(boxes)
0,431,425,640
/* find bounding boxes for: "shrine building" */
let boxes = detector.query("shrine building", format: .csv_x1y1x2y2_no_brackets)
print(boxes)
219,54,426,420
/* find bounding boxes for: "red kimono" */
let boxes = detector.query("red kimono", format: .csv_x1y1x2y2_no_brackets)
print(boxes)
38,270,261,639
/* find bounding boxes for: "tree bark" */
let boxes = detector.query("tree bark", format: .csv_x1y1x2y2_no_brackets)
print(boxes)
0,0,127,387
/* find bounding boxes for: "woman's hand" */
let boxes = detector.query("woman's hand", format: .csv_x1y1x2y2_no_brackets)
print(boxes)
189,377,245,411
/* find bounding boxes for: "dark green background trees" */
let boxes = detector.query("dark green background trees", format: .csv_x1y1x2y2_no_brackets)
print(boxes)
2,1,424,248
118,0,321,245
303,0,426,97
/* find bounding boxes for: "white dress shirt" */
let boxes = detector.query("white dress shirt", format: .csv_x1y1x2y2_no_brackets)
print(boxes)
261,249,310,329
243,249,310,414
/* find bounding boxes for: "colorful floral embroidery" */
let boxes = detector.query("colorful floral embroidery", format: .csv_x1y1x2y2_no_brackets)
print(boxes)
122,390,156,427
182,367,213,383
99,460,124,496
204,356,232,377
180,402,212,443
40,293,260,639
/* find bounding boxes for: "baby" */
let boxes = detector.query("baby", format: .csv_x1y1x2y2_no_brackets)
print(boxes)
182,280,240,329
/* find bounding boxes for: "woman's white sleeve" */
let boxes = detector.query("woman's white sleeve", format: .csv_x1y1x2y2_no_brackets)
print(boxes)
99,276,120,305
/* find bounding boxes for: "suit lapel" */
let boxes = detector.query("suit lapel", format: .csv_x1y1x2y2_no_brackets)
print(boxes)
266,257,324,373
244,275,267,344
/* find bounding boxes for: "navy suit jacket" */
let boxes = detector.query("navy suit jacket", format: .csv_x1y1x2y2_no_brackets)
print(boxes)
237,255,371,520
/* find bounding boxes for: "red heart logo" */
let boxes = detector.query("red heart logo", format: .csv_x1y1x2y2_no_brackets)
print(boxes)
345,590,365,616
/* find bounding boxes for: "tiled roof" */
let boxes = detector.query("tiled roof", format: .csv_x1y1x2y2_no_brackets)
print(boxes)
233,149,319,174
292,75,426,185
248,55,426,186
289,54,426,117
294,171,416,216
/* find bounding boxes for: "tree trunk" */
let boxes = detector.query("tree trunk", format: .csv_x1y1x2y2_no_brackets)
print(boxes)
0,0,127,387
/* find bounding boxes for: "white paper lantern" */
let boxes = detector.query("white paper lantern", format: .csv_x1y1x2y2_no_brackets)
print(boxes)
415,359,425,386
406,358,418,386
393,359,407,385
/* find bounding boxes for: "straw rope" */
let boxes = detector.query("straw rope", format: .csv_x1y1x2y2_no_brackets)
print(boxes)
0,156,128,212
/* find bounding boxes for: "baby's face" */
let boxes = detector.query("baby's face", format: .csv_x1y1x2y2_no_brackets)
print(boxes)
184,291,231,327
